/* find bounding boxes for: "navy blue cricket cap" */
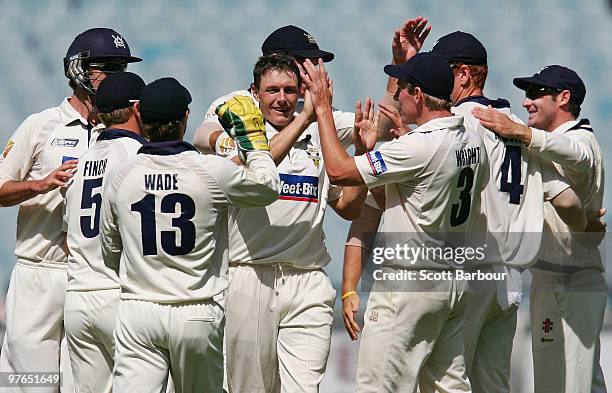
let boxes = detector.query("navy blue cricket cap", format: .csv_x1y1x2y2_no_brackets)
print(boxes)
139,78,192,123
513,65,586,104
384,53,454,101
261,25,334,62
96,72,145,113
430,31,487,65
65,28,142,63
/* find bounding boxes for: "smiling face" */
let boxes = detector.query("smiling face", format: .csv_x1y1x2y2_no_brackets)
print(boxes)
521,87,566,130
252,69,299,129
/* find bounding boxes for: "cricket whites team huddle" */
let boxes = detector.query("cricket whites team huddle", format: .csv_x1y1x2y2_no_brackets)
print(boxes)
0,15,606,393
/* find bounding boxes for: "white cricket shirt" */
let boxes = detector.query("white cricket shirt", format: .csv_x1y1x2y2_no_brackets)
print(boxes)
65,129,147,291
529,119,604,271
453,97,570,266
0,98,100,265
354,115,489,269
100,141,280,303
203,91,355,269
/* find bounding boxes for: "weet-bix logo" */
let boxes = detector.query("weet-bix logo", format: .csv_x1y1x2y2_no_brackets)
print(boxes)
366,151,387,176
51,138,79,148
279,174,318,202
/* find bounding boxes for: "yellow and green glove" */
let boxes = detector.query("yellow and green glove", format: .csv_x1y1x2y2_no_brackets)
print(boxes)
215,95,269,163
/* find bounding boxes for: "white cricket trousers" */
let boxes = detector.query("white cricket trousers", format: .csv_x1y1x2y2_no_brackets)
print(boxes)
355,270,471,393
530,268,607,393
0,261,74,393
64,289,119,393
112,298,224,393
462,276,517,393
225,263,336,393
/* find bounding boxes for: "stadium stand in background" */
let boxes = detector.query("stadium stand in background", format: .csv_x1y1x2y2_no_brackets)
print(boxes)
0,1,610,391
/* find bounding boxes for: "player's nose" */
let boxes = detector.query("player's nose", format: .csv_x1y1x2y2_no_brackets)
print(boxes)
522,98,532,109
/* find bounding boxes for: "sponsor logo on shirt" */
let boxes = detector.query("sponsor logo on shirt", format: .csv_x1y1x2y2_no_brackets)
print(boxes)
279,174,318,202
52,138,79,148
366,151,387,176
62,156,78,163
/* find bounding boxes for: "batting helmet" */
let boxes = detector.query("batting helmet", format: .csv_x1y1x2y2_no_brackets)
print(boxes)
64,28,142,95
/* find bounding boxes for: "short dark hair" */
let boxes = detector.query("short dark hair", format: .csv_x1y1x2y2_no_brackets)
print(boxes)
99,107,133,127
139,117,187,142
253,54,301,90
550,91,581,118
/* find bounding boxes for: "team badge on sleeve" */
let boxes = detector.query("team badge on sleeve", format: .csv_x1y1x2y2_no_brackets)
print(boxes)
366,151,387,176
2,140,14,158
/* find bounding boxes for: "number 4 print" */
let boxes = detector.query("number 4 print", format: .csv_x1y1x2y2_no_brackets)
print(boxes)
500,145,524,205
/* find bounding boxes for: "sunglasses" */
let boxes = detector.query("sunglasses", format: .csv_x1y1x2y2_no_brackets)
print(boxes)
88,62,128,73
525,86,564,100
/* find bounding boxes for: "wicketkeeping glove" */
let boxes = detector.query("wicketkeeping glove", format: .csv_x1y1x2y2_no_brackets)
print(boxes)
215,95,269,163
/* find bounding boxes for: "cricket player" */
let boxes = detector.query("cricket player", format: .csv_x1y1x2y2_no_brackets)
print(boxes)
63,71,147,393
430,32,589,393
0,28,140,393
473,65,606,393
101,79,279,393
200,53,368,392
303,53,488,392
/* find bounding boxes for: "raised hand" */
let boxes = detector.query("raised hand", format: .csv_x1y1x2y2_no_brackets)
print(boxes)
35,160,78,193
379,102,410,138
392,16,432,64
353,98,380,155
472,105,527,139
300,59,333,112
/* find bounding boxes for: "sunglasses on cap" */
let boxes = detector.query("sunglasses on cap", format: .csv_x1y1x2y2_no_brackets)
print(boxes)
88,61,128,73
525,86,564,100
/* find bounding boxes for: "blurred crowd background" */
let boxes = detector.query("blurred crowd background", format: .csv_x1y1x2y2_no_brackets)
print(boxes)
0,0,611,391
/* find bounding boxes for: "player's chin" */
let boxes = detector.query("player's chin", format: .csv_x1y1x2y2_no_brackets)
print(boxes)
268,113,293,128
527,112,539,127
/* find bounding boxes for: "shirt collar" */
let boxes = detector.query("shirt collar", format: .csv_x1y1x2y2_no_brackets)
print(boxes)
411,115,464,134
552,118,592,134
138,140,199,156
59,97,89,127
454,95,511,109
97,128,148,144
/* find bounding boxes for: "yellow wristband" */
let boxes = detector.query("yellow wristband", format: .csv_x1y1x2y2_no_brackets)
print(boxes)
341,290,357,301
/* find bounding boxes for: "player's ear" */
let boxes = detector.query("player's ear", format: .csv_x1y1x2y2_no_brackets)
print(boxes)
557,90,572,107
458,64,471,87
251,83,260,101
413,86,424,102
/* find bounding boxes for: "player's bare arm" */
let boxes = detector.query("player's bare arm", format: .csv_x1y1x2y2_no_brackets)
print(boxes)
302,59,366,186
342,203,383,340
329,186,367,220
0,160,78,207
550,187,587,231
328,97,385,218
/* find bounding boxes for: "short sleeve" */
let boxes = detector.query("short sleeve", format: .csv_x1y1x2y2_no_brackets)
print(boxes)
0,116,38,183
353,135,428,188
540,159,571,201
